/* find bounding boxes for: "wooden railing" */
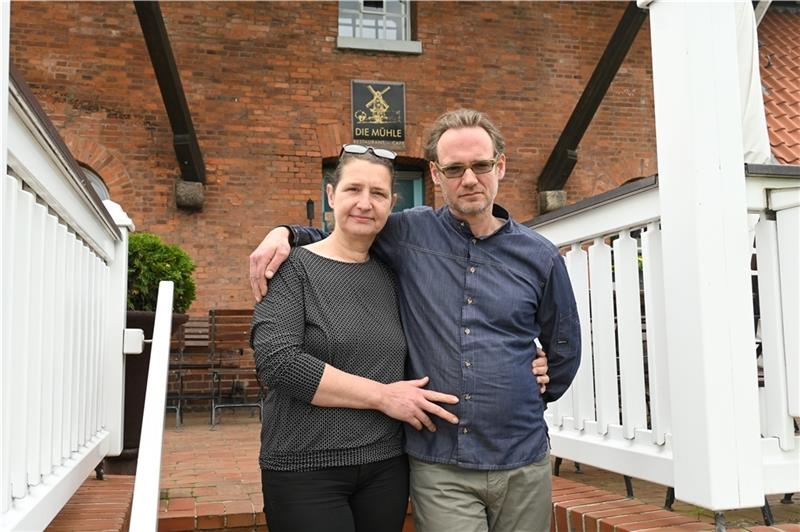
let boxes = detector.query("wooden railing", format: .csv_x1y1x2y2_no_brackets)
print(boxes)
0,66,131,530
530,167,800,510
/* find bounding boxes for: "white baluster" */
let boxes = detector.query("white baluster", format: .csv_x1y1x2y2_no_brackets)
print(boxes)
26,201,46,486
40,214,57,477
52,223,68,465
1,174,19,512
588,237,619,434
93,255,106,433
74,246,83,448
565,243,594,431
63,233,76,459
11,186,33,499
613,231,647,439
77,247,88,446
773,194,799,417
95,263,109,433
755,218,794,449
89,255,100,435
641,222,670,444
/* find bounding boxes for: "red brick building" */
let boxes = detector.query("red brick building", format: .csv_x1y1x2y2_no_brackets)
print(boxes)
9,1,660,312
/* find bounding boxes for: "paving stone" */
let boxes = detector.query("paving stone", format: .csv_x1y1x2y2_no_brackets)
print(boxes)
47,411,800,531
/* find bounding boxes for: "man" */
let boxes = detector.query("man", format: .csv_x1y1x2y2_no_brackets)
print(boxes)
250,109,581,532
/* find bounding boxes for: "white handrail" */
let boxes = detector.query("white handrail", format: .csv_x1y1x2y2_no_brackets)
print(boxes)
533,184,659,248
129,281,175,531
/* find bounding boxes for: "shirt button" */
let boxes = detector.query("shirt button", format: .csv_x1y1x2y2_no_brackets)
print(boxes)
464,393,472,400
463,427,470,434
471,238,477,244
469,266,476,273
464,361,472,368
460,222,465,227
466,297,473,305
464,328,471,335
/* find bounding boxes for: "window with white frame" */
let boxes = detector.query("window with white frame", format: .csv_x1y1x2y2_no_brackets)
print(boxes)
337,0,422,54
81,165,110,200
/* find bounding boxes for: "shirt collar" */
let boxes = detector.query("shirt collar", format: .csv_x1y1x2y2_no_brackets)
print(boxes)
439,204,513,238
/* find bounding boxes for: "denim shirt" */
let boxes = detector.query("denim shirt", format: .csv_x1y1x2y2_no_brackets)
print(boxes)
291,205,580,470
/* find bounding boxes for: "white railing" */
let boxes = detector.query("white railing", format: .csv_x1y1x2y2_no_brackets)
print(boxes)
533,171,800,510
0,68,131,530
129,281,174,531
534,179,675,486
752,181,800,497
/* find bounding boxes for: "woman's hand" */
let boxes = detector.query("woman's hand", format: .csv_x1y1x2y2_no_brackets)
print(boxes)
378,377,459,432
533,348,549,394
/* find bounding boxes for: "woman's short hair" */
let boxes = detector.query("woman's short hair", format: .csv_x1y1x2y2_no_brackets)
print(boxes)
330,151,395,190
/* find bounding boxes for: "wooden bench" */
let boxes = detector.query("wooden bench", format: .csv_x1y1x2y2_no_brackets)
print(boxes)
168,315,213,426
208,308,263,426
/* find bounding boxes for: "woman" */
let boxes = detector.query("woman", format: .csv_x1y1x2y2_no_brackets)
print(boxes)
250,144,459,532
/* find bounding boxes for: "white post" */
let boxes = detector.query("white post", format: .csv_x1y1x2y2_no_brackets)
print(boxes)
101,201,134,456
1,0,11,514
648,1,764,510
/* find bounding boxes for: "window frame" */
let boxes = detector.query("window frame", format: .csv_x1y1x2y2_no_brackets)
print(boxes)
80,164,110,201
337,0,422,54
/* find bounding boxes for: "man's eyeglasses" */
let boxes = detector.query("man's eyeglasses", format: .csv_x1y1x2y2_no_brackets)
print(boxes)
433,157,499,179
340,144,397,161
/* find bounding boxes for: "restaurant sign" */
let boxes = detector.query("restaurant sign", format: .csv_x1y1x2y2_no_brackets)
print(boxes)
351,80,405,144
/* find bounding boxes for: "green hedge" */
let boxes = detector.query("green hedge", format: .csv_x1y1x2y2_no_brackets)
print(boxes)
127,232,196,314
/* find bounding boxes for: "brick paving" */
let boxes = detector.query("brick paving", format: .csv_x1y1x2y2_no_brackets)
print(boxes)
553,459,800,529
48,410,800,531
46,474,134,531
158,411,266,532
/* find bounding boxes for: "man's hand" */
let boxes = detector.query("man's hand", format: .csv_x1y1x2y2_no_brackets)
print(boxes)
378,376,459,432
249,227,291,302
532,348,549,394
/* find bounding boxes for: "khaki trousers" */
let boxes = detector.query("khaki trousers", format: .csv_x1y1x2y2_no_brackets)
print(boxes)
409,453,552,532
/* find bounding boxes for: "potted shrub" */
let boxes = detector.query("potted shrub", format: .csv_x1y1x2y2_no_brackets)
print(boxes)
109,232,197,474
127,231,196,315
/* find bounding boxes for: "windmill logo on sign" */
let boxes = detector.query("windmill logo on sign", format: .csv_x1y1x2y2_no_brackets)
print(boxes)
351,80,405,143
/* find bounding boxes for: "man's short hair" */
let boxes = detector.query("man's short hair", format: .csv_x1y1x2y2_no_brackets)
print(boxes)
423,109,506,163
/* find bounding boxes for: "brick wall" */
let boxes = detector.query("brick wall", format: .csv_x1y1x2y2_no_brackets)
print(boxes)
10,1,657,313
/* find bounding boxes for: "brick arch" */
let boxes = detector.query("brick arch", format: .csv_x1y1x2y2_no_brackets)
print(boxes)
61,132,137,212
